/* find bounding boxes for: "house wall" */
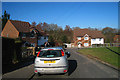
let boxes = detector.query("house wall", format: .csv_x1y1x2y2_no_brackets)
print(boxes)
1,20,19,38
114,35,120,43
38,36,48,46
64,43,72,48
91,38,104,45
82,37,91,47
74,35,104,47
74,35,91,47
22,37,38,47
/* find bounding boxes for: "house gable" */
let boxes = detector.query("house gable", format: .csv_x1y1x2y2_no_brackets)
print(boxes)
1,20,19,38
73,29,104,47
1,20,49,47
84,34,89,37
10,20,30,32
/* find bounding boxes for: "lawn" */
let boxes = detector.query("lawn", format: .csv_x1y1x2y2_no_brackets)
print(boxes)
108,47,120,54
78,47,120,68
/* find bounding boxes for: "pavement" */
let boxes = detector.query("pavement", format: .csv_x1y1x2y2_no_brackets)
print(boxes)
2,48,119,79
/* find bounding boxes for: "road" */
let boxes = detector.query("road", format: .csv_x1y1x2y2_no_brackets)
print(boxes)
2,48,118,79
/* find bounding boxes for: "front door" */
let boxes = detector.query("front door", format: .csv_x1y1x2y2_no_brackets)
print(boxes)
78,44,81,48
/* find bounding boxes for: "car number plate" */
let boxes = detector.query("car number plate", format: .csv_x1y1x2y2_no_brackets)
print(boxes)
44,60,56,63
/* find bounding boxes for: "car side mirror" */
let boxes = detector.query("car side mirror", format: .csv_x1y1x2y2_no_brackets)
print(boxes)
65,52,70,58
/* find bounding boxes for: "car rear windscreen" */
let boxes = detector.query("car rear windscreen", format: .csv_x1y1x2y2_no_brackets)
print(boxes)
38,50,62,58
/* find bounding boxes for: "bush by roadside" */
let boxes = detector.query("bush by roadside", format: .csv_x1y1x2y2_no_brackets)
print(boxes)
2,37,35,74
2,37,15,64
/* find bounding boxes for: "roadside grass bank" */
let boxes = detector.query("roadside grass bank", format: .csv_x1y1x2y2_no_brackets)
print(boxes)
77,47,120,68
108,47,120,54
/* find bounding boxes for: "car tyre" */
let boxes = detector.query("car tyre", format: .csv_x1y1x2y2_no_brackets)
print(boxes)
37,73,41,76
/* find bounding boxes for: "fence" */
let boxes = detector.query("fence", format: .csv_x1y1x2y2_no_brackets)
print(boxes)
21,47,35,58
65,43,120,48
91,43,120,48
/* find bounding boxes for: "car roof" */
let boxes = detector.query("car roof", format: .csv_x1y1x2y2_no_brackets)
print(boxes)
41,47,63,50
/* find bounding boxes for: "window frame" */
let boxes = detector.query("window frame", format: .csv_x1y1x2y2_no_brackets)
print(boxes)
22,33,26,38
84,43,89,47
99,38,102,41
30,33,35,38
77,37,81,40
84,37,89,40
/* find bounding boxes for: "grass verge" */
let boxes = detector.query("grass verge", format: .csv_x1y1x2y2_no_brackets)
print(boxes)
78,47,120,68
108,47,120,54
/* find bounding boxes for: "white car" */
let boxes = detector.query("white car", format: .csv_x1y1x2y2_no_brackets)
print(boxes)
34,47,70,76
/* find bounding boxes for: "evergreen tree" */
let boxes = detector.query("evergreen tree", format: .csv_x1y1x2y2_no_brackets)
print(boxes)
2,10,10,30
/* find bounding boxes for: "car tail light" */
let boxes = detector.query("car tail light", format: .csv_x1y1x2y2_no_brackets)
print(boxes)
37,51,41,57
35,70,37,73
48,49,54,50
64,70,67,72
61,50,64,56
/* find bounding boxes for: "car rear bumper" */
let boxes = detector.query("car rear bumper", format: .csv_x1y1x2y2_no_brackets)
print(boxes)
34,67,68,74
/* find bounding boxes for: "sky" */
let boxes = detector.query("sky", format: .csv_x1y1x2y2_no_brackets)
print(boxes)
2,2,118,29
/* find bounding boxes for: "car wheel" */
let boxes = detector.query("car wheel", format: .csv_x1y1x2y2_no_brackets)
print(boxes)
37,73,41,76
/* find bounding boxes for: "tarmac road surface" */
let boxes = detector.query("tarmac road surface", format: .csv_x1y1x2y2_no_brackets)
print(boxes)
2,48,119,79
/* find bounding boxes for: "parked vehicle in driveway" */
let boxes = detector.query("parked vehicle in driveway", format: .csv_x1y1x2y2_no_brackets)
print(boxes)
35,47,41,56
34,47,70,76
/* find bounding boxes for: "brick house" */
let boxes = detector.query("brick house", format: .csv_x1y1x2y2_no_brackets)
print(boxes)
1,20,48,47
73,29,104,47
114,34,120,43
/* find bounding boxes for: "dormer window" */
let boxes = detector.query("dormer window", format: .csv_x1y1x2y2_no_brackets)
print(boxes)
31,30,36,34
84,37,88,40
30,30,35,38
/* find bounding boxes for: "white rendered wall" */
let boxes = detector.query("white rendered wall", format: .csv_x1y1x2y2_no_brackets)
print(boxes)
91,38,104,45
77,37,81,40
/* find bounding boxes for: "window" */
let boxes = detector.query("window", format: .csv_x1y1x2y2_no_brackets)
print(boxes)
38,50,62,58
30,31,35,38
99,38,102,41
7,34,8,37
31,43,35,47
84,43,89,47
22,33,26,38
78,41,81,45
84,37,88,40
30,33,35,38
44,36,46,39
31,30,36,34
77,37,81,40
93,39,96,41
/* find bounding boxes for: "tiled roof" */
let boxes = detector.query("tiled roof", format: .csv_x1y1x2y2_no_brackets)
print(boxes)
30,26,49,36
74,29,104,38
9,20,48,36
10,20,30,32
